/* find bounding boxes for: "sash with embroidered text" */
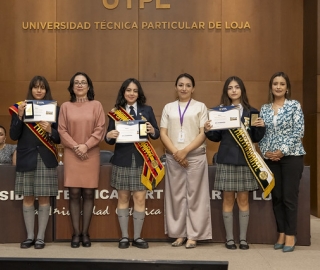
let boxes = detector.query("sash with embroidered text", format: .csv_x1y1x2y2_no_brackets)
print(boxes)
9,102,58,160
108,107,165,190
229,123,274,198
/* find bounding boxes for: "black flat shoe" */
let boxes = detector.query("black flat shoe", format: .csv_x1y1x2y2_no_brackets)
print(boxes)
34,239,45,249
132,238,149,249
20,239,35,249
225,239,237,250
82,234,91,247
118,237,130,249
71,234,81,248
239,239,249,250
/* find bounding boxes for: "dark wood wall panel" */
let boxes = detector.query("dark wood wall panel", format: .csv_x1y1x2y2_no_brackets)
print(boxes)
280,0,303,80
56,0,139,82
221,0,281,81
0,0,57,81
138,0,222,82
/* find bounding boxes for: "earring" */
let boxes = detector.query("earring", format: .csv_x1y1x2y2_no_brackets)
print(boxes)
286,90,288,94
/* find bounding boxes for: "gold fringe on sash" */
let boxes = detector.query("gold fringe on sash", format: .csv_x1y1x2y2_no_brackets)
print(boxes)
229,123,274,198
108,107,165,190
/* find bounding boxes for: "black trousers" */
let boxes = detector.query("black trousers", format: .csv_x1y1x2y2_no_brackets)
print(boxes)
265,155,304,235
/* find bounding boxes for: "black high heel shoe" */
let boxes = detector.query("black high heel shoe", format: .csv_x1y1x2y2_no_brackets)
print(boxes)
82,234,91,247
71,234,81,248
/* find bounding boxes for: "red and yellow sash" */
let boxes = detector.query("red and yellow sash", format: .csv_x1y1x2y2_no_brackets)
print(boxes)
9,102,58,160
108,107,165,190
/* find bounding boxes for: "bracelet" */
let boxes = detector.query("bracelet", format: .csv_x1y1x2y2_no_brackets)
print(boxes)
84,143,89,149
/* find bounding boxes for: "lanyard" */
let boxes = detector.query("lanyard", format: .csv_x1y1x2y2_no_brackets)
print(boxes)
178,99,191,128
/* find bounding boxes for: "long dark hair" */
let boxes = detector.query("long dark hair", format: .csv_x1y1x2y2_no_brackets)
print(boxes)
26,76,53,100
175,73,195,87
0,125,6,135
220,76,251,110
68,72,95,102
268,71,291,103
115,78,146,109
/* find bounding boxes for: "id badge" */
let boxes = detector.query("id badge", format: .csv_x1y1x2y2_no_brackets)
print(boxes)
178,131,185,143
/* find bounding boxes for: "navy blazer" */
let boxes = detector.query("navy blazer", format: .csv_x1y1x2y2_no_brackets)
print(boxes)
10,107,60,172
105,104,160,167
205,107,265,166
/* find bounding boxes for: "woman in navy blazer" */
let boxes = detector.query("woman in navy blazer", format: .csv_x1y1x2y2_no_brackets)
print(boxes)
9,76,60,250
205,76,265,250
105,78,159,249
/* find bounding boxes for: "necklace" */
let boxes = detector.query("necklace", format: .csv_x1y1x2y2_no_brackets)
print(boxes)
76,97,88,103
272,100,285,110
0,143,5,150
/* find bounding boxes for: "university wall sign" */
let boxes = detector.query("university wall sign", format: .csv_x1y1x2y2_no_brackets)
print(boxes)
21,0,251,31
102,0,171,9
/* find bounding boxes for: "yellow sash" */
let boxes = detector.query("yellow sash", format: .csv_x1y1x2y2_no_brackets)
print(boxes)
108,107,165,190
229,123,274,198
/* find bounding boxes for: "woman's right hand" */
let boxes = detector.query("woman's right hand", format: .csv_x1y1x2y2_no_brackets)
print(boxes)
204,120,212,132
107,130,119,139
265,151,282,161
173,149,189,168
73,144,89,160
18,101,26,118
178,159,189,168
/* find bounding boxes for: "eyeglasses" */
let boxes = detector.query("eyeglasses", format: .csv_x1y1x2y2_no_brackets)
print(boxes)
74,81,88,86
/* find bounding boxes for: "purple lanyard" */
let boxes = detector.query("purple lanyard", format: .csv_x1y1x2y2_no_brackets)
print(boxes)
178,99,191,128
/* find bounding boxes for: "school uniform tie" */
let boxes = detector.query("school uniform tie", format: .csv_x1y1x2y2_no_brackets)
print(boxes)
129,105,137,119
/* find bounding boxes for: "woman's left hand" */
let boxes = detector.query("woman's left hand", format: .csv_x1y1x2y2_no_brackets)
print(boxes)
252,118,265,127
173,149,187,163
39,121,52,133
273,150,284,159
204,120,212,132
178,159,189,168
146,122,155,135
265,150,283,161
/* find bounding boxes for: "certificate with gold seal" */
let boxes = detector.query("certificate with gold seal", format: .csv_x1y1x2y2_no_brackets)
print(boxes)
115,120,148,143
208,105,241,130
24,100,57,123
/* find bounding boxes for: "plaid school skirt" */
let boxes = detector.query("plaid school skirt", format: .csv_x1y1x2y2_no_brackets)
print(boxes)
15,154,58,197
111,154,146,191
214,163,259,192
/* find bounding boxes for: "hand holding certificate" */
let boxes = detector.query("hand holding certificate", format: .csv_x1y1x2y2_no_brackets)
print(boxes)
208,105,241,130
24,100,57,123
115,120,148,143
